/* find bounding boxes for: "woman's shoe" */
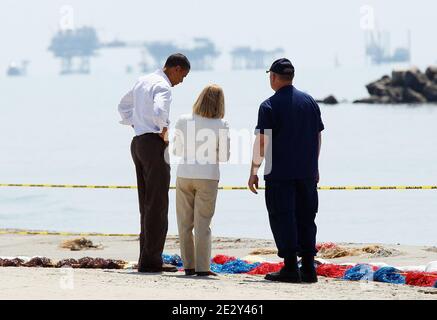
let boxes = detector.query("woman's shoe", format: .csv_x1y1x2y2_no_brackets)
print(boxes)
185,269,196,276
196,271,218,277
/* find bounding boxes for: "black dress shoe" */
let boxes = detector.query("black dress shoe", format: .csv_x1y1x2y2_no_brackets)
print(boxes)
300,267,318,283
138,263,178,273
138,267,162,273
184,269,196,276
265,268,301,283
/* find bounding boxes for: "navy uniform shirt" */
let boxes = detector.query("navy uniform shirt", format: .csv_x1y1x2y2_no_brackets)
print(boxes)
255,85,324,180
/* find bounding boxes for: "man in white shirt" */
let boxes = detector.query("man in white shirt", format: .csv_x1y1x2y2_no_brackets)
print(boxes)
118,53,190,273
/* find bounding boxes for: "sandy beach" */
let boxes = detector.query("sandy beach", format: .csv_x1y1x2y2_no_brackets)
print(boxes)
1,230,437,300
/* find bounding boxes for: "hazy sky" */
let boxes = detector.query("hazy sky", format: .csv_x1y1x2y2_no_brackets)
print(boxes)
1,0,437,73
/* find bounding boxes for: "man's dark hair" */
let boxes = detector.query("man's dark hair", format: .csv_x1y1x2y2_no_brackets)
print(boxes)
164,53,191,70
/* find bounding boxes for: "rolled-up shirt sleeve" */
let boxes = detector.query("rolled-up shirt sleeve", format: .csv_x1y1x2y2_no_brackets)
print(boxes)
152,83,172,131
118,88,134,126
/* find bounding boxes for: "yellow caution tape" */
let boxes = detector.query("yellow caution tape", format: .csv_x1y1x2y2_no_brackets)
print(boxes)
317,185,437,190
0,230,138,237
0,183,436,190
0,184,136,189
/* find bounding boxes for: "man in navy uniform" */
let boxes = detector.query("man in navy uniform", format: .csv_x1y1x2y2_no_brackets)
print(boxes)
248,58,324,283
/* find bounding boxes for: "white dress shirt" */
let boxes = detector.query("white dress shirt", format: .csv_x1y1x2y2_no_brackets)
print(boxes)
118,69,172,135
173,113,230,180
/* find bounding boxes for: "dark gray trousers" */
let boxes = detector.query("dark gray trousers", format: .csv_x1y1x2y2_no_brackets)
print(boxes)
130,133,170,269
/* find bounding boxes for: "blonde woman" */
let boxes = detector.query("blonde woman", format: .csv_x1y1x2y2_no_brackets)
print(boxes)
173,84,230,276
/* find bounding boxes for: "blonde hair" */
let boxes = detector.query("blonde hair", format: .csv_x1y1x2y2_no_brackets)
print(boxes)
192,84,225,119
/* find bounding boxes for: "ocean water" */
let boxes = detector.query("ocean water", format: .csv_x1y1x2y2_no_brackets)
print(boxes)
1,66,437,245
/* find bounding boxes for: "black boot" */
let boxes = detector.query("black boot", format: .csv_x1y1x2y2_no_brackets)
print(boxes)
300,255,318,283
265,254,301,283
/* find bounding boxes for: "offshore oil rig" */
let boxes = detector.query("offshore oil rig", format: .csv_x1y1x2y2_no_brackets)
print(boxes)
48,27,220,74
48,27,98,74
138,38,220,72
365,30,411,65
48,26,285,74
230,47,285,70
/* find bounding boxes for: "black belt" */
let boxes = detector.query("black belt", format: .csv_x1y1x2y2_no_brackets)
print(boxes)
136,132,160,137
135,132,168,144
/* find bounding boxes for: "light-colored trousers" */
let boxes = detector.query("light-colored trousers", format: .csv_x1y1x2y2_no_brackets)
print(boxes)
176,177,218,272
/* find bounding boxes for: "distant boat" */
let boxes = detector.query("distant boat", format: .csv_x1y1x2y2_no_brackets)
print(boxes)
7,60,29,76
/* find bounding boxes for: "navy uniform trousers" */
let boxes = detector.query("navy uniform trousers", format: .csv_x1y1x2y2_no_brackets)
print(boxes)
265,179,318,258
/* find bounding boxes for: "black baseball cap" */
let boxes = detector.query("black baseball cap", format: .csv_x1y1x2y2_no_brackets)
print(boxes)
266,58,295,75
